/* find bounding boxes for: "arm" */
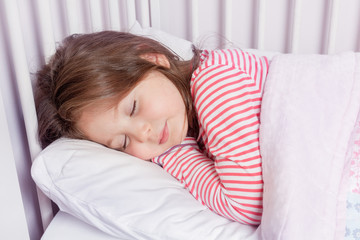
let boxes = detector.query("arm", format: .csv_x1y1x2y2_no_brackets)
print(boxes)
152,137,262,225
153,49,267,225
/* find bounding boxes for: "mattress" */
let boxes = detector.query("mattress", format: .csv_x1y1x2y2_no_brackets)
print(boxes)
41,212,119,240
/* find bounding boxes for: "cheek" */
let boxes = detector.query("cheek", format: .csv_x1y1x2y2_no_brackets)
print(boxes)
126,144,159,161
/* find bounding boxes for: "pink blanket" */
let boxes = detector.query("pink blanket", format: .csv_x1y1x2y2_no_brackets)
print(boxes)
258,52,360,239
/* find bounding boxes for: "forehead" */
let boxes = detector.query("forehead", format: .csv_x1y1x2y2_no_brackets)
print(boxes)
75,95,121,133
77,99,115,126
79,90,129,115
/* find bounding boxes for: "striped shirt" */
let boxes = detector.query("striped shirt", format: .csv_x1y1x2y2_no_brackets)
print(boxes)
152,49,269,225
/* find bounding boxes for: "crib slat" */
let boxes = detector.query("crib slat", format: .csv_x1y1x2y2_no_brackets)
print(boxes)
65,0,80,34
190,0,199,41
137,0,150,28
223,0,233,43
126,0,137,28
149,0,161,29
35,0,56,60
66,0,88,34
108,0,121,30
3,0,53,230
326,0,339,54
289,0,301,53
89,0,104,31
50,0,68,42
255,0,265,49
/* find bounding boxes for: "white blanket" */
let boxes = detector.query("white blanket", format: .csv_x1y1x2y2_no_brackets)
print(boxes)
258,52,360,239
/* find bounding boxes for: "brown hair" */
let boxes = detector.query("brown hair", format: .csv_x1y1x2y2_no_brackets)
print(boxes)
35,31,201,149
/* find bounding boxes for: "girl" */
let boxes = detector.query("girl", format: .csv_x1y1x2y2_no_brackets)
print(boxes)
35,31,268,225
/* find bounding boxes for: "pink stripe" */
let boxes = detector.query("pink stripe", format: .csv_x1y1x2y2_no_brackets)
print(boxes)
168,148,192,176
205,105,261,146
196,69,248,115
201,107,258,149
230,207,261,223
232,205,263,217
219,171,262,177
163,147,182,171
216,144,260,158
193,65,232,101
240,50,247,70
226,194,262,201
239,202,263,208
208,117,260,150
199,82,258,125
224,187,263,193
205,97,261,126
215,162,262,170
247,54,253,78
205,175,220,209
221,179,263,184
195,166,217,198
211,130,259,154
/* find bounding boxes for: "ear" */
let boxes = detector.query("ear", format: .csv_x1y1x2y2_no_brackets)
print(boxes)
141,53,170,68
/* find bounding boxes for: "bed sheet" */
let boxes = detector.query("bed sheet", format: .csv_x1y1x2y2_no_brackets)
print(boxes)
345,115,360,239
42,211,120,240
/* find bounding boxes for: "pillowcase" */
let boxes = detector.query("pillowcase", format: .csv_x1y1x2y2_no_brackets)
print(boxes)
31,138,257,239
129,21,194,60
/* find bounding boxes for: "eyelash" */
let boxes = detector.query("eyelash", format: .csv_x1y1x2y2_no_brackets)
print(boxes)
130,100,137,116
122,136,128,150
123,100,137,150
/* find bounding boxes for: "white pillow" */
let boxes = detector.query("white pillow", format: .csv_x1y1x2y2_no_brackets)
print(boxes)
31,138,257,239
129,21,194,60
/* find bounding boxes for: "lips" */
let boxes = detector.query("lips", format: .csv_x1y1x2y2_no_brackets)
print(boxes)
159,121,169,144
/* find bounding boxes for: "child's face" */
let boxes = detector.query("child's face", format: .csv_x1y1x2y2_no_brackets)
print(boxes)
76,70,188,160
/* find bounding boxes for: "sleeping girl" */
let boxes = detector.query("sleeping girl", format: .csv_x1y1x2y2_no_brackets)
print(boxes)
35,31,268,225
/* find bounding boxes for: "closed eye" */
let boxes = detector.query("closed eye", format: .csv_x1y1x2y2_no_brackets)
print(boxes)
122,100,136,151
130,100,137,116
122,135,128,150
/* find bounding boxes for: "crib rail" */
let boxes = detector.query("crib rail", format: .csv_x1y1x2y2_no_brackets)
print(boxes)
1,0,359,238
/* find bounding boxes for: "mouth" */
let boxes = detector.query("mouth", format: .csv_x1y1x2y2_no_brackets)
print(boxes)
159,121,169,144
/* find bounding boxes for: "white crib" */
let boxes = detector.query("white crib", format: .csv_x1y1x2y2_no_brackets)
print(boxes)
1,0,359,239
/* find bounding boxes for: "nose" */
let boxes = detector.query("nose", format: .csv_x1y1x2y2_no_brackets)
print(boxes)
133,119,152,143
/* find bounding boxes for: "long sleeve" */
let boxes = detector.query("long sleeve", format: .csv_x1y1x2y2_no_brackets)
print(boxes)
153,49,268,225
